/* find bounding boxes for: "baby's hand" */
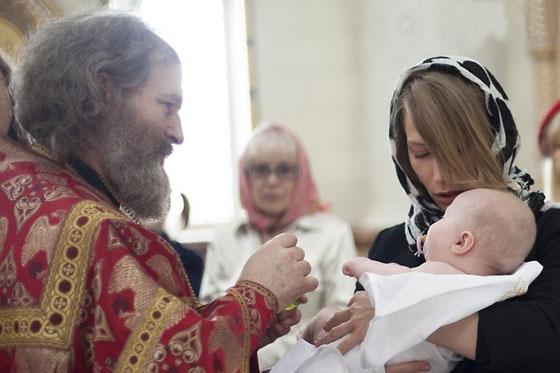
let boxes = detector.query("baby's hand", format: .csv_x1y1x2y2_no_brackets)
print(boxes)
300,305,341,343
342,257,375,279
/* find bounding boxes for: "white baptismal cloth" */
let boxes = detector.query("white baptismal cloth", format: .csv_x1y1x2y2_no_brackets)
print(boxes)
271,261,543,373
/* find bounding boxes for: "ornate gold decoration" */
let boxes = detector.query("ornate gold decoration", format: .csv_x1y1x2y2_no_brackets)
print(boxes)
0,148,33,173
14,345,71,372
91,260,115,343
168,322,203,365
146,254,184,295
95,171,140,224
1,174,33,201
107,223,126,250
21,214,64,267
0,216,8,252
14,196,42,231
108,255,160,330
0,200,124,348
128,226,149,256
114,288,182,373
225,288,251,372
0,248,16,289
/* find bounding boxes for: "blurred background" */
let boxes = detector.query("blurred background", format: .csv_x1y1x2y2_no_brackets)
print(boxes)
2,0,558,252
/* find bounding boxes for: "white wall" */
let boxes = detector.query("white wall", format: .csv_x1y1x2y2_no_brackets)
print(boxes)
252,0,541,229
252,0,370,224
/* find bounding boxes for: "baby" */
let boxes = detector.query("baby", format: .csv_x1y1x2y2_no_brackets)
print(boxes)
345,187,537,279
275,189,539,373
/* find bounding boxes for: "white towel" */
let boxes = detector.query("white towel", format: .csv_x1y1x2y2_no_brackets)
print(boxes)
271,261,543,373
360,261,543,369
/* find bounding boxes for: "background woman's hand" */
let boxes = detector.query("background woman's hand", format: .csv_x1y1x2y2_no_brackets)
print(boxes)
314,291,374,354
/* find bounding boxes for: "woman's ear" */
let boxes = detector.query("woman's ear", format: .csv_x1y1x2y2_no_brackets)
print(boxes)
451,231,475,256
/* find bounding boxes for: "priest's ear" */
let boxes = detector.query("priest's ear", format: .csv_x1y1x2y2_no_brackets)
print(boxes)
451,231,475,256
96,72,117,106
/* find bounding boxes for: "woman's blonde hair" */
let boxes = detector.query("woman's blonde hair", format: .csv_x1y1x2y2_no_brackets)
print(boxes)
244,124,298,167
393,70,506,192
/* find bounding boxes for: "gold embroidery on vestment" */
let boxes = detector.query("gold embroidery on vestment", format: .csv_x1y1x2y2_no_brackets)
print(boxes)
0,201,123,348
129,226,149,256
0,248,16,288
0,144,40,173
14,196,42,231
1,175,32,201
146,254,183,295
91,260,115,343
14,345,72,372
225,288,252,372
108,255,160,330
207,313,245,373
36,174,68,186
0,216,7,249
12,282,35,307
107,223,126,250
21,215,64,267
115,287,181,373
168,321,203,364
43,186,78,202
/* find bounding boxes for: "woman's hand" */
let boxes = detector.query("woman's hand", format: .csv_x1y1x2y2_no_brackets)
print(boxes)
386,361,431,372
300,305,342,343
314,291,374,354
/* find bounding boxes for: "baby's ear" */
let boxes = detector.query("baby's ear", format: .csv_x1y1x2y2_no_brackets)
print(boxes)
451,231,475,255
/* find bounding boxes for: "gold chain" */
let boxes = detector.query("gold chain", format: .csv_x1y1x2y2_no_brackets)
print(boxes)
95,172,140,224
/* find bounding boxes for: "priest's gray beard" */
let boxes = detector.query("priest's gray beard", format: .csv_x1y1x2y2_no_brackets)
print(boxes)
99,101,172,221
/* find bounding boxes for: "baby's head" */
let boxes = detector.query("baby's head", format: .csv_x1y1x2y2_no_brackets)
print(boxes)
423,188,536,275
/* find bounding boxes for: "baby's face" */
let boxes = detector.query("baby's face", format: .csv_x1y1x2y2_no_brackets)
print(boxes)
423,200,464,262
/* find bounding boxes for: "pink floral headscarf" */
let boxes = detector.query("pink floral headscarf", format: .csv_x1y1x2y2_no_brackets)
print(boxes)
239,123,327,232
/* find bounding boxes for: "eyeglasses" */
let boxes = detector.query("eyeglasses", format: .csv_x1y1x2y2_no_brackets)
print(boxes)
247,162,299,181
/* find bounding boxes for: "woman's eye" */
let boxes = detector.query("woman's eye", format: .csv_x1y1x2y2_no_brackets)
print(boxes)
413,152,430,159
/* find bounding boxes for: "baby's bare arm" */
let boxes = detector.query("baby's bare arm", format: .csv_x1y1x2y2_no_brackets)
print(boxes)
343,257,412,279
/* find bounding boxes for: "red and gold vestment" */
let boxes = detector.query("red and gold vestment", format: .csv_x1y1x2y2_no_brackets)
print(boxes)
0,139,277,372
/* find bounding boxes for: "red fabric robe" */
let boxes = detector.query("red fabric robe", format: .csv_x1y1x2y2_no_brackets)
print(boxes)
0,139,277,372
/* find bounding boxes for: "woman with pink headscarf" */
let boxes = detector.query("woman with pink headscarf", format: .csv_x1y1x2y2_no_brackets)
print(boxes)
538,100,560,202
200,123,357,369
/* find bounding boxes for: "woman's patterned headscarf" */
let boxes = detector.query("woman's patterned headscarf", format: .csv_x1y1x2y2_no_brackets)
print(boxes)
389,56,546,255
239,123,327,233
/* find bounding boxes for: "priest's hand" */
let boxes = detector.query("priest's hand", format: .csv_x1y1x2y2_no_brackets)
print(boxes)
238,233,318,310
260,295,307,348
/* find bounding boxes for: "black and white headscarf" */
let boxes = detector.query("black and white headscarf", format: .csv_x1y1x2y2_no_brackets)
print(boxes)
388,56,546,255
